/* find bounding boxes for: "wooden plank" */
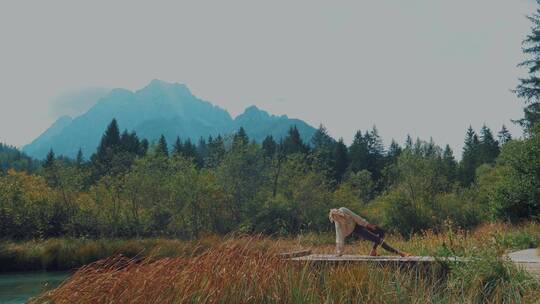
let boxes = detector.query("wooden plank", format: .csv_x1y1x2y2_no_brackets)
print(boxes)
278,250,312,259
290,254,467,264
507,249,540,278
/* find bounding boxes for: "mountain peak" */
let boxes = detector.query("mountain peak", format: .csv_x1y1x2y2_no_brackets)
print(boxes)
244,105,267,115
138,79,192,100
144,79,188,90
24,82,317,159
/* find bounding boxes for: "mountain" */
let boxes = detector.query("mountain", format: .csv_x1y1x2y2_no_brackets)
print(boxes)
24,80,317,159
234,106,316,144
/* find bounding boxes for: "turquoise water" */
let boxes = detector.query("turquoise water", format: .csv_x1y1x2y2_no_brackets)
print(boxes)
0,272,69,304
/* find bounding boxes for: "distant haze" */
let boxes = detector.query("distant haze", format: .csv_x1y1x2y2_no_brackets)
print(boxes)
0,0,536,153
50,87,110,118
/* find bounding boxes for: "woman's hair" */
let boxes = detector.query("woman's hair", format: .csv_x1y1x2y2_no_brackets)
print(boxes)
328,208,347,223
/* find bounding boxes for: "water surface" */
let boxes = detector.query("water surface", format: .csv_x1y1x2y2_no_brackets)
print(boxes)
0,272,69,304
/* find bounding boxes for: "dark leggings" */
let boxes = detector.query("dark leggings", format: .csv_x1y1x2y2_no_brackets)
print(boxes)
352,225,400,254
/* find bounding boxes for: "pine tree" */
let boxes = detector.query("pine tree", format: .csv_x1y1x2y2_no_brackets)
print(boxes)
173,136,184,156
442,144,457,182
498,125,512,145
96,119,121,160
349,130,369,173
425,138,437,157
282,126,308,155
405,134,414,150
140,139,149,156
120,130,130,151
515,3,540,132
460,126,481,186
387,139,402,163
196,137,207,167
262,135,277,158
43,149,59,187
333,138,349,183
119,130,141,155
478,125,500,164
76,148,84,166
183,139,197,160
44,149,56,169
233,127,249,148
206,135,226,168
311,124,335,150
154,135,169,157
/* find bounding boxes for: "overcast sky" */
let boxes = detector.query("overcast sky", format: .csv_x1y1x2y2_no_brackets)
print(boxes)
0,0,536,153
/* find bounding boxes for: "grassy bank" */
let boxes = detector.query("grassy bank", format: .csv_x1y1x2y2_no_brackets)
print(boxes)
0,237,222,272
30,223,540,304
1,222,539,273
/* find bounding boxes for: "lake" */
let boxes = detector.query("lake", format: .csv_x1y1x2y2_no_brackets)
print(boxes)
0,272,69,304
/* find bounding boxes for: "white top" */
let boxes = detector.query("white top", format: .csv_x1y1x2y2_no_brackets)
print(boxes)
329,207,370,255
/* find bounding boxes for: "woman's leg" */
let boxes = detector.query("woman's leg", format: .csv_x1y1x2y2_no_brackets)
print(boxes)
353,226,409,256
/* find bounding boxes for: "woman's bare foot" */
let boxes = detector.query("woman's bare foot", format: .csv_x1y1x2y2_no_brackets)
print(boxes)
399,252,412,257
369,249,378,256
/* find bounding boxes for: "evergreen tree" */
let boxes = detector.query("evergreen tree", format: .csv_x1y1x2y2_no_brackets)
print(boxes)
478,125,500,164
349,130,368,173
310,125,336,179
76,148,84,166
262,135,277,158
96,119,121,160
405,134,414,150
498,125,512,145
425,138,437,157
120,130,142,155
140,139,149,156
196,137,208,167
349,127,385,183
183,139,198,160
282,126,308,155
233,127,249,148
515,3,540,132
442,144,457,182
154,135,169,157
333,138,349,183
173,136,184,156
460,126,481,186
206,135,226,168
44,149,56,170
311,124,335,150
387,139,402,163
43,149,59,187
92,119,120,173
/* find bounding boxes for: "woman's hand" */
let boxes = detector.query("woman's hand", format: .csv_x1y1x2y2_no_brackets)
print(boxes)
366,223,378,231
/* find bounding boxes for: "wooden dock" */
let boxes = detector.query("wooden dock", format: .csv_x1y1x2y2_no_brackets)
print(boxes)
288,254,466,265
507,249,540,278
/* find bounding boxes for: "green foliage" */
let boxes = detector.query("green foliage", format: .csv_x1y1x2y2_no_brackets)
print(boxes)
515,3,540,132
340,170,374,203
282,126,309,155
154,134,169,157
460,126,481,186
375,143,484,235
489,135,540,221
0,143,38,173
1,115,539,240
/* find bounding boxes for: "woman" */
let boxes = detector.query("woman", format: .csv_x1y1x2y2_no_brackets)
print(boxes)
329,207,410,257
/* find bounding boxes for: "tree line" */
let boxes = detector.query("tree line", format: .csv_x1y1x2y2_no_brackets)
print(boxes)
1,116,537,239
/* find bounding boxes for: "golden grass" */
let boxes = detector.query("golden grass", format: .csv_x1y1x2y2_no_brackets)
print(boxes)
30,222,540,304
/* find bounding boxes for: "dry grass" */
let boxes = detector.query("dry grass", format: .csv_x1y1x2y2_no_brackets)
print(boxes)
30,223,540,304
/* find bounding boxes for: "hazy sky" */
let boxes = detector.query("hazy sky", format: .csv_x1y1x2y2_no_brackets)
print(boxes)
0,0,536,153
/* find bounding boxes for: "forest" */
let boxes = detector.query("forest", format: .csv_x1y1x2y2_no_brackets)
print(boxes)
0,117,537,240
